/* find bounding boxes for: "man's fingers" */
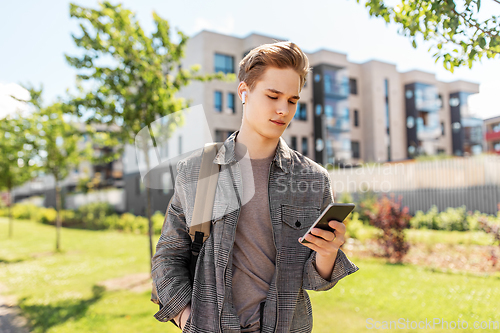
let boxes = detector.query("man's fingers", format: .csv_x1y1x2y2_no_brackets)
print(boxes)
328,220,346,234
310,228,335,242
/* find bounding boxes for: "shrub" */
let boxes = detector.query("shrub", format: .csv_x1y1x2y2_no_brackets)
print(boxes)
12,203,41,221
364,194,411,263
409,206,497,232
436,206,468,231
117,213,137,232
410,205,439,229
133,215,148,234
152,211,166,234
356,190,378,225
338,192,354,204
77,202,115,230
0,207,9,217
478,216,500,267
39,207,57,224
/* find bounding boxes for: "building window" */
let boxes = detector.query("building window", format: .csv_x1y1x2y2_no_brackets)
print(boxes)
215,129,234,142
354,109,359,127
315,104,322,116
302,137,308,156
214,91,222,112
437,94,443,108
441,122,445,136
227,92,235,114
214,53,234,74
291,136,297,150
324,74,332,93
349,78,358,95
294,103,307,121
351,141,360,158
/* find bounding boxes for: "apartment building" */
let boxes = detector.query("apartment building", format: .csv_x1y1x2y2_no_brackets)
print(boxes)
175,30,480,166
120,30,482,215
485,115,500,154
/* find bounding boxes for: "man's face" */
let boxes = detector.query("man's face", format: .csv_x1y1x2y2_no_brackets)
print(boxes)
239,66,301,141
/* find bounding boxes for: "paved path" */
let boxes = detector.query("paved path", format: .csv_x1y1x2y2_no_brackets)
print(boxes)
0,284,30,333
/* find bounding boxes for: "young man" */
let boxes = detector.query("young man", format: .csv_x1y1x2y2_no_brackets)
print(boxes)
151,41,359,333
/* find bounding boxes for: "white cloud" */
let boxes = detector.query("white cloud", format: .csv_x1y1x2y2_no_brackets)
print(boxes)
0,82,31,119
468,80,500,120
192,15,235,35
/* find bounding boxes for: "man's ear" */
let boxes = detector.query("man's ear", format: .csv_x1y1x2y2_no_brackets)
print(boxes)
238,81,249,104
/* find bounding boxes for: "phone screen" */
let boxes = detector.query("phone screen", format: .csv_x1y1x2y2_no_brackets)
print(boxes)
299,203,355,244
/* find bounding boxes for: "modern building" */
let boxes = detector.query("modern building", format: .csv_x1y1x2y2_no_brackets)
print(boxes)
120,29,483,215
485,115,500,154
12,123,124,208
171,30,480,166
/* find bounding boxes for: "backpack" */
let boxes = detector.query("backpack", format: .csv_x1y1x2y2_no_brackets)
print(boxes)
150,142,223,318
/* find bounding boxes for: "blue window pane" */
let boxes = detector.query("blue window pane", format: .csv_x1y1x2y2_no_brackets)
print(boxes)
214,53,234,74
325,105,334,118
294,103,307,121
302,137,308,156
214,91,222,112
323,68,349,98
315,104,322,116
324,74,332,93
227,93,235,113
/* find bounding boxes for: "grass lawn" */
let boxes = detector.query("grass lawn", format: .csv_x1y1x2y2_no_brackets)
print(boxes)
1,218,500,332
406,228,495,246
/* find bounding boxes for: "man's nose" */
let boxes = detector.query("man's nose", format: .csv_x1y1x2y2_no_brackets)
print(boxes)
277,101,290,116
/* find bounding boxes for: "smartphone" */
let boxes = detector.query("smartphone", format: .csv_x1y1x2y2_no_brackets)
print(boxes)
299,203,355,244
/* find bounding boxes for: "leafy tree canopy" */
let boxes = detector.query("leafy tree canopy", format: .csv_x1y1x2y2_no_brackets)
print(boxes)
359,0,500,72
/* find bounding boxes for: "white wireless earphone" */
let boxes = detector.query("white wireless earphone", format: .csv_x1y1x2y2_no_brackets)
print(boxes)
242,91,246,104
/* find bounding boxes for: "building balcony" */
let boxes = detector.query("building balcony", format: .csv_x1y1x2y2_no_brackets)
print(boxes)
485,131,500,141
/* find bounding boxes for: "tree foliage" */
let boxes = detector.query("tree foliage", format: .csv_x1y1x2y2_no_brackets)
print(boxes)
0,96,39,238
25,87,93,250
65,1,235,157
358,0,500,72
65,1,236,267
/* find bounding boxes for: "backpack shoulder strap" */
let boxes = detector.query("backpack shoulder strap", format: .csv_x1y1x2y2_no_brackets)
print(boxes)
189,142,222,246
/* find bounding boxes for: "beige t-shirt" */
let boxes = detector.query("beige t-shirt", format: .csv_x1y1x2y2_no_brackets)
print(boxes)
231,150,276,333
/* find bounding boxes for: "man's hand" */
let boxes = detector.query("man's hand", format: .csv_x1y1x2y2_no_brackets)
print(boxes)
175,303,191,330
299,220,345,258
298,220,346,280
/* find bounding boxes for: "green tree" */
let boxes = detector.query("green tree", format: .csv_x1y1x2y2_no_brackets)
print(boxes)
0,104,38,238
65,1,236,270
27,90,93,251
358,0,500,72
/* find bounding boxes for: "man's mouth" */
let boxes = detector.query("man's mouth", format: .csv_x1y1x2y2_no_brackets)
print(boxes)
270,120,285,126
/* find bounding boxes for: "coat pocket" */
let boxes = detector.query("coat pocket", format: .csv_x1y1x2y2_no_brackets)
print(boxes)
281,204,321,230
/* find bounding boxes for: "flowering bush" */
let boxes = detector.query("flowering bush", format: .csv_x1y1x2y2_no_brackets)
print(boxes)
364,194,411,263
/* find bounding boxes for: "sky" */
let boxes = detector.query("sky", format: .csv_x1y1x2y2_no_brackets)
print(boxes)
0,0,499,119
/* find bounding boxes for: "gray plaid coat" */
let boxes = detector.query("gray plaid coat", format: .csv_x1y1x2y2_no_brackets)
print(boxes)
151,130,359,332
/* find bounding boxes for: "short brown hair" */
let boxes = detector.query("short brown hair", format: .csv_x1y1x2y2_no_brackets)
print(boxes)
238,41,311,92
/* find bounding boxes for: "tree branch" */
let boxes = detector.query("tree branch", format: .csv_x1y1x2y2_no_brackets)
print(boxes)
451,6,497,38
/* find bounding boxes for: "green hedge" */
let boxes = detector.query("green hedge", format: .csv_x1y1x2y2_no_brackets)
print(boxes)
0,202,167,235
410,205,500,231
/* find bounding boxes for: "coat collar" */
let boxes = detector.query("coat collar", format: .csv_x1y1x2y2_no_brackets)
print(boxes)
213,130,292,173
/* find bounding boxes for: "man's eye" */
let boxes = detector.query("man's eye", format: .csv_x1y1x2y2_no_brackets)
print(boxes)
268,96,278,100
289,101,296,105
